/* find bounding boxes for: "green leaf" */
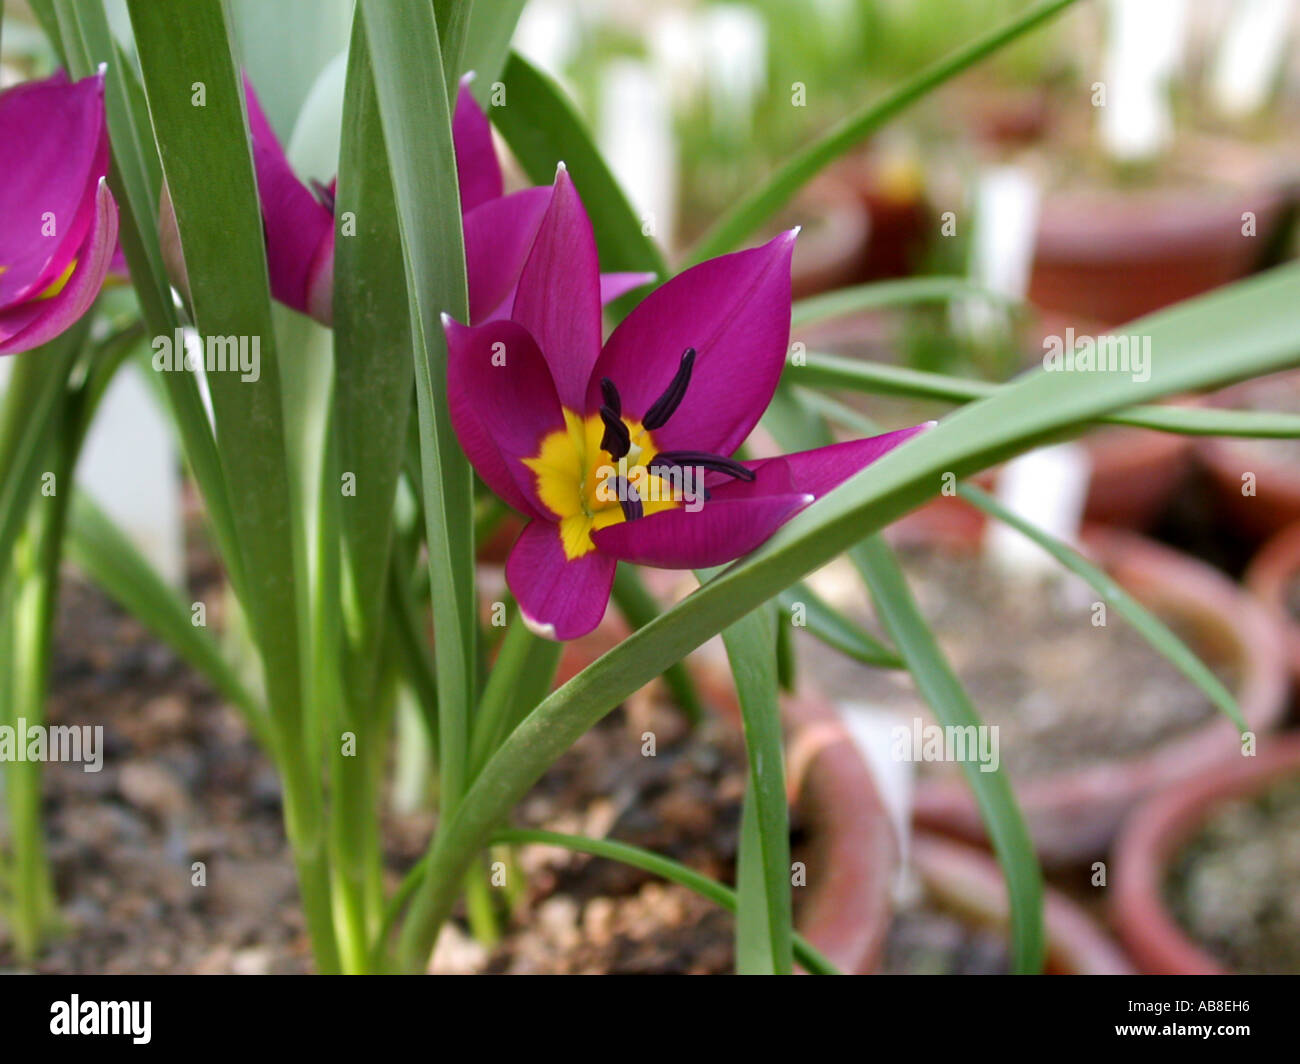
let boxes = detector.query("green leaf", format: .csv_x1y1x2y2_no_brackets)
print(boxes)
792,277,1013,329
722,608,792,974
791,353,1300,438
396,261,1300,966
761,384,1045,972
689,0,1082,261
54,0,245,599
491,828,839,975
776,583,902,669
610,565,704,724
857,534,1045,973
960,483,1247,733
126,0,334,972
334,20,414,709
468,614,564,779
358,0,476,820
462,1,528,94
0,330,85,594
492,52,669,281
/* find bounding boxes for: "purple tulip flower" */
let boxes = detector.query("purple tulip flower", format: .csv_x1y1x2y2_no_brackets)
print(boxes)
246,77,652,326
0,70,119,356
445,170,930,640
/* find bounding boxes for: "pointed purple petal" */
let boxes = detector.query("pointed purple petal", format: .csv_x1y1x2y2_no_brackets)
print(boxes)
591,490,812,569
510,168,603,410
737,425,934,499
507,518,617,640
599,271,656,305
445,315,566,517
0,178,119,355
0,71,109,307
244,76,334,321
464,186,550,324
453,78,503,213
589,231,796,456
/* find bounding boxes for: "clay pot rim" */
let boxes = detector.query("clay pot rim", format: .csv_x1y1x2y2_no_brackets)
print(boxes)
910,525,1289,860
1036,186,1287,261
1244,520,1300,683
909,833,1134,975
1111,733,1300,975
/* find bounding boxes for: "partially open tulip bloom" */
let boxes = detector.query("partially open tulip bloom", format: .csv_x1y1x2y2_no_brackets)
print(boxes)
0,70,119,356
446,170,930,640
245,78,651,326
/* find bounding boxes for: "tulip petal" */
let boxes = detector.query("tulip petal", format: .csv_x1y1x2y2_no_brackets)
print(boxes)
0,71,109,307
598,272,656,305
464,186,550,323
589,231,796,456
510,167,603,409
244,77,334,319
0,178,119,355
507,518,617,640
453,79,503,213
736,425,934,498
445,316,567,517
591,489,812,570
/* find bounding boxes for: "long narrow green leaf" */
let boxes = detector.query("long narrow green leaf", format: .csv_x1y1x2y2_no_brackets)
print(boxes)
461,1,528,94
776,583,903,669
690,0,1082,261
334,19,414,709
0,330,85,591
721,609,792,974
610,565,703,724
397,261,1300,966
358,0,476,819
492,52,669,281
792,354,1300,438
761,384,1046,972
433,0,472,92
792,277,1012,329
126,0,334,972
468,615,563,779
857,535,1045,972
492,828,838,976
52,0,245,599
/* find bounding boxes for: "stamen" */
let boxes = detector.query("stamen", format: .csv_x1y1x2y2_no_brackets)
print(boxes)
614,477,643,521
600,377,621,417
650,450,755,482
310,178,336,213
599,406,630,459
642,348,696,430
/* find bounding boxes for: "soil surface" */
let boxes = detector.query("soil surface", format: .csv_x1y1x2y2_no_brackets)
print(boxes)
800,545,1229,779
1166,773,1300,974
5,571,1025,975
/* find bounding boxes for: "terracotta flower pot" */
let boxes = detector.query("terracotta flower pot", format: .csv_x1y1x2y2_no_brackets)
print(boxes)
1244,519,1300,691
1199,371,1300,542
907,834,1133,975
1112,734,1300,974
907,526,1289,863
1029,184,1286,329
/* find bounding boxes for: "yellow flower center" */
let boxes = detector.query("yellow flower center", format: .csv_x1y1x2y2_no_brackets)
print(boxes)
523,409,684,560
